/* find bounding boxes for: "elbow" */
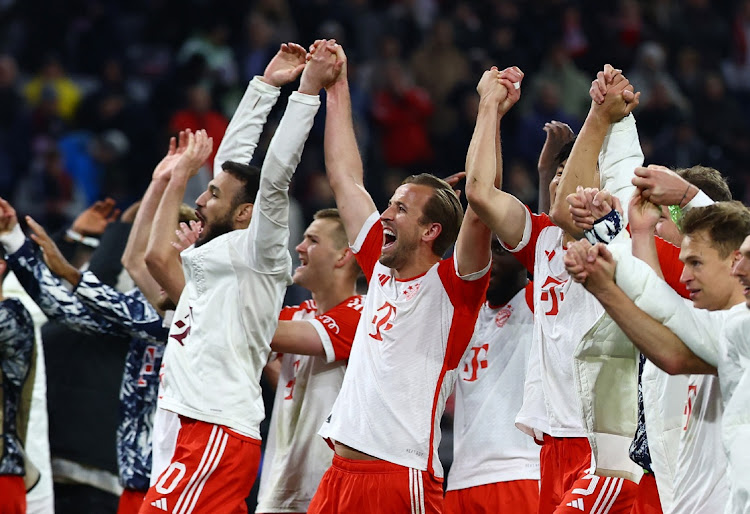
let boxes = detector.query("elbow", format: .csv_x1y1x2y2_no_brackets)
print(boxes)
465,180,490,212
144,249,168,276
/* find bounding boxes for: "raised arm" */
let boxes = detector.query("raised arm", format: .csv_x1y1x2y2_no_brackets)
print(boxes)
464,67,527,249
244,40,341,272
145,130,212,302
323,45,377,244
550,66,640,235
212,43,300,175
0,199,121,336
537,121,575,213
122,133,187,308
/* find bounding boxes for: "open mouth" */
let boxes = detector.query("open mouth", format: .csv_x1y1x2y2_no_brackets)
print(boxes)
383,228,396,251
195,210,205,224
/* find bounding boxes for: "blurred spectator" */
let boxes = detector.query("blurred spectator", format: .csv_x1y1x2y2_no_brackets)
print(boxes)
238,12,279,84
694,73,747,152
0,55,32,200
168,85,229,169
411,18,469,138
651,115,710,170
675,47,703,100
177,20,238,89
561,5,589,61
23,56,82,122
634,79,684,141
372,59,434,170
627,41,689,112
517,80,580,166
522,42,591,121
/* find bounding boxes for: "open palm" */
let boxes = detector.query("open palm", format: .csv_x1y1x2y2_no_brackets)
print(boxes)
263,43,307,87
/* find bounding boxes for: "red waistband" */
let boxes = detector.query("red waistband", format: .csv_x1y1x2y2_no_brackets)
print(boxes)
331,454,421,475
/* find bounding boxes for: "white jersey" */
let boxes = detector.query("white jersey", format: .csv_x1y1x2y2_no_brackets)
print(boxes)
319,212,490,478
669,375,728,514
446,285,541,491
256,297,363,513
502,210,602,437
158,89,321,438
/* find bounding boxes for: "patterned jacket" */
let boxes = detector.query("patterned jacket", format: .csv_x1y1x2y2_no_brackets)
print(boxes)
7,239,168,490
0,298,34,477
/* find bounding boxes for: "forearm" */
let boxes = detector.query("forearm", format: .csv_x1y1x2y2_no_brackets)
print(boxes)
611,243,721,368
145,172,187,292
324,80,376,241
5,240,118,335
495,116,503,189
550,108,609,233
593,283,714,375
270,320,325,357
598,115,643,222
465,99,500,215
75,272,167,344
631,231,663,279
213,77,280,175
123,177,169,303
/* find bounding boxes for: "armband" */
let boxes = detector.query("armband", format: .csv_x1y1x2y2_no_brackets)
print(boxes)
584,209,623,245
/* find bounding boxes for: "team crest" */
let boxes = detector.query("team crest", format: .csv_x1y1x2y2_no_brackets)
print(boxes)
402,282,421,300
495,305,513,327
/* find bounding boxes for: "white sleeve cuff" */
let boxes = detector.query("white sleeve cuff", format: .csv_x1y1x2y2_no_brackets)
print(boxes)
0,223,25,255
250,76,281,95
684,190,713,211
308,319,336,363
499,208,532,253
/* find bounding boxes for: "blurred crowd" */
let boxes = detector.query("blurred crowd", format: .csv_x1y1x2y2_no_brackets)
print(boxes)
1,0,749,231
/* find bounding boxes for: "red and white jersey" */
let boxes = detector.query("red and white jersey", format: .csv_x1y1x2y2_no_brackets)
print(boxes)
256,296,363,513
501,209,603,437
669,374,728,514
319,212,490,478
446,284,541,491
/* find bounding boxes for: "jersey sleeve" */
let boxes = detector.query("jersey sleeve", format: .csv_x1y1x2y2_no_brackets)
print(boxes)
308,295,364,363
499,208,555,274
654,236,689,299
437,254,491,368
350,211,383,282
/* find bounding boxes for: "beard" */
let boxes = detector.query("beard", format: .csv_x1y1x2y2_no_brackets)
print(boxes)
195,215,234,247
379,236,418,270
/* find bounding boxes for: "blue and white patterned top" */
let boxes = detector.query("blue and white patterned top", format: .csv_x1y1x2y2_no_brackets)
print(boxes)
7,239,168,490
0,297,34,476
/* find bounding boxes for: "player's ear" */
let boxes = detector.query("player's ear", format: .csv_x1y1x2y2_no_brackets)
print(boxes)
335,248,355,269
235,203,254,224
422,222,442,244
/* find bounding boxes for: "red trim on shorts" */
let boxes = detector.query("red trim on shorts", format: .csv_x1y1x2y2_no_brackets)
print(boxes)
331,454,442,480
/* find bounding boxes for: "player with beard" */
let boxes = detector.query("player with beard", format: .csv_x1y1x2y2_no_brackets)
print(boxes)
140,41,341,513
306,50,508,513
444,239,540,513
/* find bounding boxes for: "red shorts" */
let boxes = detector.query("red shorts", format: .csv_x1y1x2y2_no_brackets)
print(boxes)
308,455,444,514
630,473,662,514
118,488,147,514
539,436,637,514
444,480,540,513
139,417,261,514
0,475,26,514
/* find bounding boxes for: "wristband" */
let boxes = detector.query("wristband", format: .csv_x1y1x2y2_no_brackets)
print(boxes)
66,229,100,248
584,209,623,245
668,205,683,231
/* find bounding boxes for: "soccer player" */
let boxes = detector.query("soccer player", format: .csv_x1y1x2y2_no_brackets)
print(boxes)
444,240,540,513
255,208,363,514
308,49,507,513
0,256,35,514
140,41,342,513
464,65,640,513
563,201,750,513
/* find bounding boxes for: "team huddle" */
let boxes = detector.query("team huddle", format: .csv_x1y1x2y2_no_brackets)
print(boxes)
1,39,749,514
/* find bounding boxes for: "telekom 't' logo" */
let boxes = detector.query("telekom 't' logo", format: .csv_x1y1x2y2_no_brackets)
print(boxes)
369,301,396,341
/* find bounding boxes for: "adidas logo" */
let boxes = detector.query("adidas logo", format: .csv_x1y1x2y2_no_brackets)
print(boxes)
566,498,584,510
151,497,168,511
